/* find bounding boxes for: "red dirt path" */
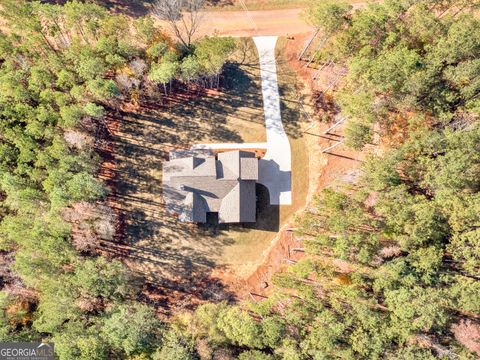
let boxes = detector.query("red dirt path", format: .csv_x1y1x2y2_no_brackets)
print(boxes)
196,8,312,37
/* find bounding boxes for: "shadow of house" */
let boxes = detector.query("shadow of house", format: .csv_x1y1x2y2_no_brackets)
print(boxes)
244,183,280,232
203,182,280,234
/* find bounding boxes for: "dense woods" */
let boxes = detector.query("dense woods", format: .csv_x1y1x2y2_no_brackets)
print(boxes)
0,0,479,359
0,0,234,358
307,0,480,149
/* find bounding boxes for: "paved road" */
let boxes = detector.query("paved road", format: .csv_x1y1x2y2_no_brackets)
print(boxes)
157,2,375,39
254,36,292,205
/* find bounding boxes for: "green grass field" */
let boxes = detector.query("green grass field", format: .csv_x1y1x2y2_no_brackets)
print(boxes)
205,0,373,11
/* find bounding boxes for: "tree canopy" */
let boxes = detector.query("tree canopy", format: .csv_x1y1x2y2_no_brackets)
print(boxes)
0,1,235,358
0,0,478,359
309,0,480,148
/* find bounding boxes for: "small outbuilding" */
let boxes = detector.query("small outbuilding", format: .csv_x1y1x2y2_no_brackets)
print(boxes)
163,150,258,223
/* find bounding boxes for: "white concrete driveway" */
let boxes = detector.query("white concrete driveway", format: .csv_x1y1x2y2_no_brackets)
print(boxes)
190,36,292,205
254,36,292,205
192,142,267,150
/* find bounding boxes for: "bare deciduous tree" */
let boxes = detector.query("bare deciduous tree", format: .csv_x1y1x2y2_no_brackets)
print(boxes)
152,0,205,49
115,73,141,93
64,129,94,149
452,320,480,356
62,202,118,253
129,59,148,78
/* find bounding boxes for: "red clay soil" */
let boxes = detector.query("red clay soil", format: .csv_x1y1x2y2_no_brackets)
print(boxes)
217,230,306,300
97,106,130,259
194,8,313,37
281,33,365,195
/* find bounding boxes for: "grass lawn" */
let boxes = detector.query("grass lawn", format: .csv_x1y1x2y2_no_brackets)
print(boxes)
205,0,310,11
218,37,309,276
205,0,372,11
108,37,310,309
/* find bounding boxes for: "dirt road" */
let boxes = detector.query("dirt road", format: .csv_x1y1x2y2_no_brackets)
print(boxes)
161,3,374,38
202,8,311,36
158,8,313,38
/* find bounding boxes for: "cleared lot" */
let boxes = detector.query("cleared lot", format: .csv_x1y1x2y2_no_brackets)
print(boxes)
104,38,310,312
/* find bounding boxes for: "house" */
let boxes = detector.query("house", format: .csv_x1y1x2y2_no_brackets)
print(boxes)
162,150,258,223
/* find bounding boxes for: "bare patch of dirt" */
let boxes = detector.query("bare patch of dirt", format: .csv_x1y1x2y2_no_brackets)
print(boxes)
194,8,312,37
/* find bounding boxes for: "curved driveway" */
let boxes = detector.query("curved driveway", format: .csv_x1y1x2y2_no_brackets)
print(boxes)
254,36,292,205
190,36,292,206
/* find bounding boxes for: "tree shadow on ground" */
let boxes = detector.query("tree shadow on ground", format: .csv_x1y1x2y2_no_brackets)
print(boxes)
101,55,267,312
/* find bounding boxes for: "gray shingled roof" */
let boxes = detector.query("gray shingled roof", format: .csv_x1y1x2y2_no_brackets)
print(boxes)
163,150,259,223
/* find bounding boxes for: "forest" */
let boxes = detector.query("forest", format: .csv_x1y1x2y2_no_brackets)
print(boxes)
0,0,479,359
0,0,235,358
